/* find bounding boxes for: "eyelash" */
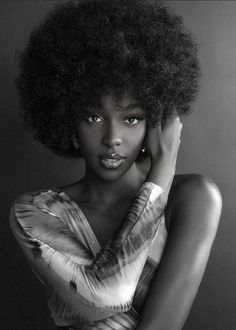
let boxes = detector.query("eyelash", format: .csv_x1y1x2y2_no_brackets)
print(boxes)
86,115,144,125
86,115,102,123
124,116,144,125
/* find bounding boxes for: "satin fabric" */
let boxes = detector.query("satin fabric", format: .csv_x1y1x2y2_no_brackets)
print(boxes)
10,182,167,329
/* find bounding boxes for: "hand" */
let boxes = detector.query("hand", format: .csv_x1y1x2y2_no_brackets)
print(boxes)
145,108,182,193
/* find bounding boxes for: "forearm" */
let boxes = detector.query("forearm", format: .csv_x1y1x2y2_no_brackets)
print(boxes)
136,233,213,330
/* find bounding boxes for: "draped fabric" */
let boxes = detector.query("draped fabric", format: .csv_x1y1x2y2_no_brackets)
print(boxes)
10,182,168,329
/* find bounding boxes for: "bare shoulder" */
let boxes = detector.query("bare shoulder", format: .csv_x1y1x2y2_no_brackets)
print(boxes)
170,173,222,201
165,174,222,231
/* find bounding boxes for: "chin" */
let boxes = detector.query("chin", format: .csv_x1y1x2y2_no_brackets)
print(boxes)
97,167,128,182
96,159,134,182
85,155,139,182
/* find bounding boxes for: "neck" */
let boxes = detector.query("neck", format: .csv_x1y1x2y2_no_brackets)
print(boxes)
80,162,145,205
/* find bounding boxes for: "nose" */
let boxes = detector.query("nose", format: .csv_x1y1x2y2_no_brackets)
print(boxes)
101,122,122,147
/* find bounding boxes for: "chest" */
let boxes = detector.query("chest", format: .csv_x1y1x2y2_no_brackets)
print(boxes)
79,202,132,248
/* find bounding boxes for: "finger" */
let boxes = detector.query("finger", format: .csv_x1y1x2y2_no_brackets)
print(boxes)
146,124,161,141
165,106,180,123
158,122,162,135
146,122,162,138
161,106,180,131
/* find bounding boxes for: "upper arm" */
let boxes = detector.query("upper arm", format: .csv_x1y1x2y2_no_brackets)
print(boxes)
9,198,118,321
137,175,222,330
166,174,222,234
165,174,222,281
168,174,222,238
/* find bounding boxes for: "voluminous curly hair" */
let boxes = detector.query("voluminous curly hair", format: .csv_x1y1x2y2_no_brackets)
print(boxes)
16,0,200,158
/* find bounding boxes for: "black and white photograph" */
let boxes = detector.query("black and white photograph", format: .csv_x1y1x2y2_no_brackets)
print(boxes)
1,1,235,329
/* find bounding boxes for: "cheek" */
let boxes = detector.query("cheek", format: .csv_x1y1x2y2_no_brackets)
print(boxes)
136,123,147,144
142,123,147,141
79,137,98,156
77,126,97,155
127,125,146,150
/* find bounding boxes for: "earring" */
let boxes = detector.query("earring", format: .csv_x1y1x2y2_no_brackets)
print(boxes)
72,135,80,149
141,146,146,153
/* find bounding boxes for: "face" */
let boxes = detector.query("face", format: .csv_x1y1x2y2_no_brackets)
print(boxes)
77,92,146,182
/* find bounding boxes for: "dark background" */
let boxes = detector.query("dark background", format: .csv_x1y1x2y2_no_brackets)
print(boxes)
1,1,235,329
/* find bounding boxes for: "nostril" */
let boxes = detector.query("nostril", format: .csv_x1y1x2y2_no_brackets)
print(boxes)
102,133,122,147
102,137,122,147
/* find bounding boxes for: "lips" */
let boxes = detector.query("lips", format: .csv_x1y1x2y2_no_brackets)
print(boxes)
99,153,126,169
99,153,126,161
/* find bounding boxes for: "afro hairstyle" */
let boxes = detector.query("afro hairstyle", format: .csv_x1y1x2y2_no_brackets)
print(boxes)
16,0,200,158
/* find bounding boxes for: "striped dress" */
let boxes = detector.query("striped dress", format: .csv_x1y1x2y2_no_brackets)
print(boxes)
9,182,168,329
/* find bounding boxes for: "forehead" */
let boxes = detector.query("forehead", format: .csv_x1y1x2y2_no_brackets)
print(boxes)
94,92,143,112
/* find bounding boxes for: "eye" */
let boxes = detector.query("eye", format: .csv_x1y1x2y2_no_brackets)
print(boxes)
124,116,144,125
86,115,103,123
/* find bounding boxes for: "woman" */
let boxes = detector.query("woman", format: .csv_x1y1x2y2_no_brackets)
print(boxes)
10,1,222,329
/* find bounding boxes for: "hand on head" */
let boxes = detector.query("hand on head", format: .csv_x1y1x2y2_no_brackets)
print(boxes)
145,108,182,192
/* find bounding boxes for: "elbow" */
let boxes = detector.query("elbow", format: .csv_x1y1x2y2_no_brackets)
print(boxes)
94,283,134,311
83,268,135,312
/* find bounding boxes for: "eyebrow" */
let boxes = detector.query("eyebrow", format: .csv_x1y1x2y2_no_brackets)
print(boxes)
121,103,143,111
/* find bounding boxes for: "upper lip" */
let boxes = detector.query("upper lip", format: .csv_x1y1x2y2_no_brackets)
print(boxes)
99,153,126,160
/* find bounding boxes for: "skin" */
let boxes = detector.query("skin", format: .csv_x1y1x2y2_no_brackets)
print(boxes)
61,92,222,329
63,92,150,246
76,92,147,200
136,174,222,330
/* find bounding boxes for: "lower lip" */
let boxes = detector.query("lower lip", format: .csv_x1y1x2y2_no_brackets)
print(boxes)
99,158,124,169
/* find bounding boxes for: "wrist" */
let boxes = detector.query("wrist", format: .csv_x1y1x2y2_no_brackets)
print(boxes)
146,159,175,191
